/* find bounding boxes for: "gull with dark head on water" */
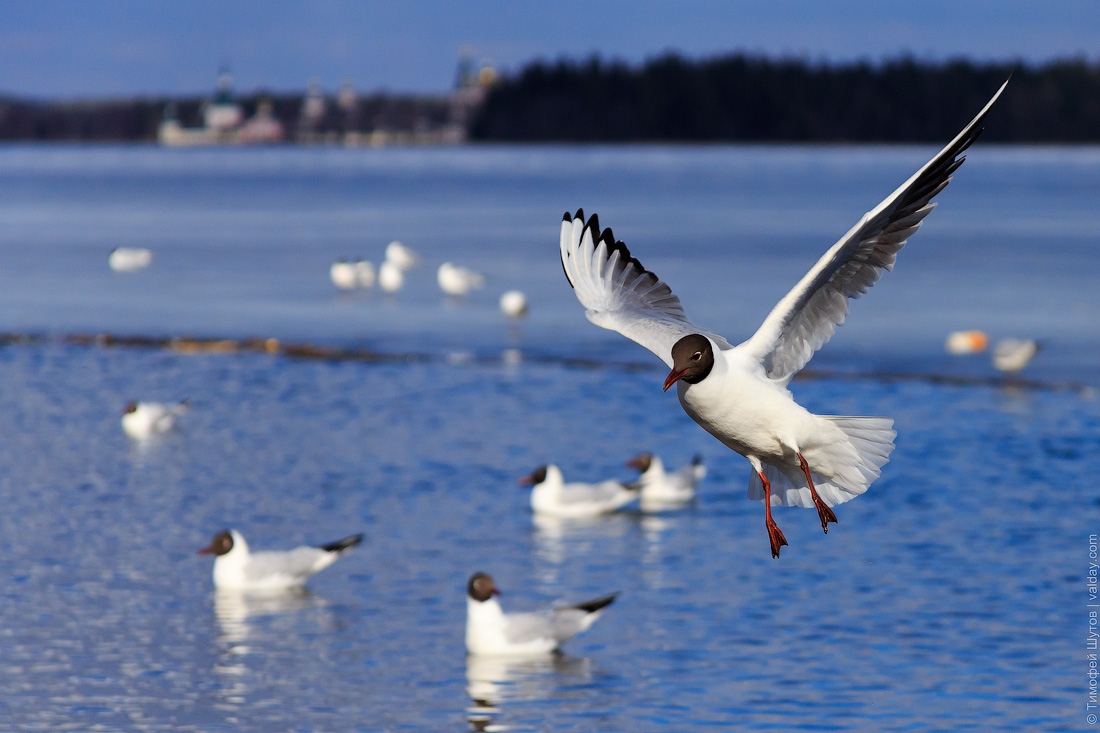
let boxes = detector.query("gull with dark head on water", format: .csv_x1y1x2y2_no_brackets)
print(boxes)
626,452,705,512
560,80,1008,557
122,399,188,440
465,572,618,656
198,529,363,591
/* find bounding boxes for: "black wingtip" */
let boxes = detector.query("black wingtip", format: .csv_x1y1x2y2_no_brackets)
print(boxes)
320,533,364,553
578,211,625,258
559,208,671,310
570,592,619,614
600,227,616,247
587,212,600,240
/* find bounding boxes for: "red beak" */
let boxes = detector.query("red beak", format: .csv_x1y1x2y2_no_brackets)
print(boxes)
518,475,534,486
663,368,687,392
197,545,215,556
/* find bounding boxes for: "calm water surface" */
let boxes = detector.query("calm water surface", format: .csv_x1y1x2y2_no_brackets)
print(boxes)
0,145,1095,731
0,143,1097,381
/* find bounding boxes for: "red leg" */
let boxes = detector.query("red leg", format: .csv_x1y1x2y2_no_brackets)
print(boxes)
759,469,788,558
798,452,837,534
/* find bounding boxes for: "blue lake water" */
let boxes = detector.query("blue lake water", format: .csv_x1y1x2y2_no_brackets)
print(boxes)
0,144,1096,731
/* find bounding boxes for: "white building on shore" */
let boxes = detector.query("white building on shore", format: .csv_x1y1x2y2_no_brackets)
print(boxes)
158,69,283,146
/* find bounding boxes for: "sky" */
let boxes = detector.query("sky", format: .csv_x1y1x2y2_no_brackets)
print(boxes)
0,1,1097,99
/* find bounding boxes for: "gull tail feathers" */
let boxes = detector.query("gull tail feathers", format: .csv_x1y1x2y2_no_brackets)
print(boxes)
568,592,619,615
564,592,619,632
747,417,895,508
319,533,364,554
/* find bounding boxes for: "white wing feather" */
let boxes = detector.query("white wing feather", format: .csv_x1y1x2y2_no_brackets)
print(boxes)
737,79,1010,384
504,598,614,645
560,210,730,368
244,547,327,583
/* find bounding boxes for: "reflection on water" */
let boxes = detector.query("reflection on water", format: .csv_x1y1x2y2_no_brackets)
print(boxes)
532,510,694,574
213,587,324,646
639,513,676,567
211,588,329,708
531,512,635,578
466,654,595,731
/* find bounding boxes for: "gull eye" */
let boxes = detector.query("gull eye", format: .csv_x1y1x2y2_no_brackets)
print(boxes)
691,351,702,361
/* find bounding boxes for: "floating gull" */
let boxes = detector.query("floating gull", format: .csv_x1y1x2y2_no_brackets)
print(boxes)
198,529,363,591
992,338,1039,373
109,247,153,272
122,399,188,440
626,453,705,512
378,260,405,293
354,260,376,288
438,262,485,297
330,259,358,290
499,290,528,318
465,572,617,656
385,240,419,271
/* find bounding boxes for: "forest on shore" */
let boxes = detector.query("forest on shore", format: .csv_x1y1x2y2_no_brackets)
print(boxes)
1,54,1097,143
470,54,1100,143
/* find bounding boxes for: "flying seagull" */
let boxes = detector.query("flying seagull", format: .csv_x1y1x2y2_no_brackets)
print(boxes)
559,80,1008,557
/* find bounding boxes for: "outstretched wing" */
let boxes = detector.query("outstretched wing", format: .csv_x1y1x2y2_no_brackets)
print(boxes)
560,209,730,368
737,78,1009,384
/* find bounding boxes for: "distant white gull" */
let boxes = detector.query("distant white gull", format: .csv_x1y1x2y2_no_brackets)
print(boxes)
198,529,363,591
559,79,1008,557
993,338,1039,373
438,262,485,296
499,290,528,318
109,247,153,272
354,260,376,288
122,399,188,440
330,259,358,290
385,240,419,271
378,260,405,293
465,572,617,656
626,452,705,512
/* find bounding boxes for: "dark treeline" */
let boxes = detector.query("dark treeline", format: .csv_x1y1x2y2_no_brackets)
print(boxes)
4,55,1099,143
469,54,1100,143
0,93,452,142
0,97,171,141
